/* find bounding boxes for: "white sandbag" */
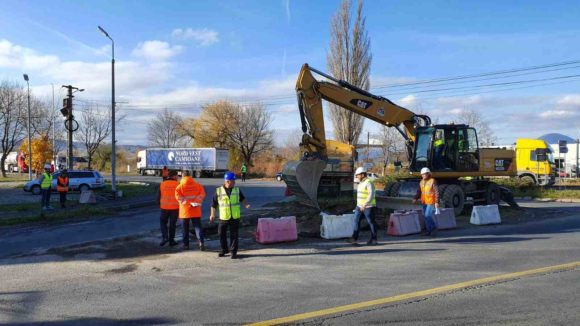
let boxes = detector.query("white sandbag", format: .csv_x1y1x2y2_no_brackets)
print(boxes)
470,205,501,225
320,213,355,239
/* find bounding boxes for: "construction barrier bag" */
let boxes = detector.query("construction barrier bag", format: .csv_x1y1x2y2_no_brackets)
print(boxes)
78,190,96,204
320,213,355,239
256,216,298,244
396,209,426,230
434,208,456,230
387,211,421,236
470,205,501,225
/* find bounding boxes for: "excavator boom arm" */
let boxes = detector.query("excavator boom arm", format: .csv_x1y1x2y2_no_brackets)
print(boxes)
296,64,427,161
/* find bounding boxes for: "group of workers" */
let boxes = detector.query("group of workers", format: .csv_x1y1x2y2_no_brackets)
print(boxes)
157,169,250,259
39,163,69,210
158,164,438,255
348,165,439,245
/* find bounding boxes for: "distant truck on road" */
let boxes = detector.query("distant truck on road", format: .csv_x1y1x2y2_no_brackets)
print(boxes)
137,148,229,177
2,151,29,173
497,139,555,186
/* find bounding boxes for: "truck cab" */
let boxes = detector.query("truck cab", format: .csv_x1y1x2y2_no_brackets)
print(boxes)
514,138,555,186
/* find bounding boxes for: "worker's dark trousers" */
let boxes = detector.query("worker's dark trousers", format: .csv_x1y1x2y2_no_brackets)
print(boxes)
218,219,240,255
59,191,67,208
182,218,204,247
241,173,246,182
352,207,378,241
41,188,51,208
160,209,178,241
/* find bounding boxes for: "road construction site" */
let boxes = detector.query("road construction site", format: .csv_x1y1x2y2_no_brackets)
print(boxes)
0,177,579,325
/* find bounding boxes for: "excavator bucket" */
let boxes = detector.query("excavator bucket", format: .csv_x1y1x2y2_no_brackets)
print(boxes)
282,159,327,208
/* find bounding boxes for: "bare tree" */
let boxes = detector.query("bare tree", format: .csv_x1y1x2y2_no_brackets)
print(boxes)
183,101,237,148
278,128,302,161
327,0,372,145
457,107,497,146
0,81,27,177
77,104,112,169
228,103,274,165
147,108,187,148
379,126,405,175
182,100,273,166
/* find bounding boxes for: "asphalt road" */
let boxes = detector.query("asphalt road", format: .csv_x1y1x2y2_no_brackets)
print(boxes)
0,177,286,259
0,196,578,325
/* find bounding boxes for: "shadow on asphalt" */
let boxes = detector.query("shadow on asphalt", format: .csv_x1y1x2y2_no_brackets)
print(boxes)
240,247,446,258
0,318,176,325
420,236,550,244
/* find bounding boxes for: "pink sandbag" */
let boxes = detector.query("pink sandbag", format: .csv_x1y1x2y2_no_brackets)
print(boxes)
387,211,421,236
434,208,456,230
395,209,425,230
256,216,298,244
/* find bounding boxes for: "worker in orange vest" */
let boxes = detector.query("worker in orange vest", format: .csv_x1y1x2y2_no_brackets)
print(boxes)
158,170,180,247
161,166,169,180
175,170,206,250
412,167,439,236
56,169,69,208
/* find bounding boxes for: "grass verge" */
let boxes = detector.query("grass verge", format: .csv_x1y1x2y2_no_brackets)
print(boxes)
0,206,110,226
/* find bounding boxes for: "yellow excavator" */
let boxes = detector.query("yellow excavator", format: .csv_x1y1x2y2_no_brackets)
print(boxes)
283,64,518,215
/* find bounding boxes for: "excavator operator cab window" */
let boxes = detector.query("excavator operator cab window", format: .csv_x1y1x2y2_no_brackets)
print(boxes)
456,128,479,171
411,127,433,171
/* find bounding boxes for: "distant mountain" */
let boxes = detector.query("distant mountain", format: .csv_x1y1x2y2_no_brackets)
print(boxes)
538,133,576,144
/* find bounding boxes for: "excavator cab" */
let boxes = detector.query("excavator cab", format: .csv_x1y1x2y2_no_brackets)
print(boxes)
410,125,480,173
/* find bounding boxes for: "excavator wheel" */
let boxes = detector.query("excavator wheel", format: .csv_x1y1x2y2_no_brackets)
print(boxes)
441,184,465,216
384,182,397,196
389,182,402,197
485,183,501,205
437,184,449,201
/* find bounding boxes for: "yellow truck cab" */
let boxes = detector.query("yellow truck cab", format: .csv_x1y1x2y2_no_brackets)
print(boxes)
515,138,555,186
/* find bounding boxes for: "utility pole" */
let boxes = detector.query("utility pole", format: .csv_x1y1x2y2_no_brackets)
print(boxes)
61,85,83,170
367,131,370,163
576,139,580,178
52,84,56,168
23,74,32,181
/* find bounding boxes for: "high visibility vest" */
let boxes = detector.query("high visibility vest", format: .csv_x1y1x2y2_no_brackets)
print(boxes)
217,186,241,220
57,176,69,192
357,179,376,207
434,139,444,148
458,139,466,151
159,179,179,210
41,172,52,189
175,177,205,218
420,178,436,205
241,165,247,173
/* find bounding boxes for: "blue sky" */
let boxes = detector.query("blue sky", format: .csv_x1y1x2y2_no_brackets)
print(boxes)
1,0,580,146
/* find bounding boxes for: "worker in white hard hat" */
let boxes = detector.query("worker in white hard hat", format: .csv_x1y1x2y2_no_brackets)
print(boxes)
39,163,54,210
348,166,378,246
412,167,439,236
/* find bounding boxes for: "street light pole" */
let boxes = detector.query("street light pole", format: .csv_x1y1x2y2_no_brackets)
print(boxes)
23,74,32,181
52,84,56,169
98,25,117,195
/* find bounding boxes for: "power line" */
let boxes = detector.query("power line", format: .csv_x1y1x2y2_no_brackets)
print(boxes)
373,58,580,89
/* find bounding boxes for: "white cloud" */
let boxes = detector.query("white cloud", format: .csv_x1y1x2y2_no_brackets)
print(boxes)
285,0,291,23
0,39,60,70
171,28,219,46
131,41,183,61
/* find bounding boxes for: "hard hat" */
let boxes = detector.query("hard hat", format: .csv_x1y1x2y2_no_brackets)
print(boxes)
354,166,367,175
224,171,236,181
44,164,51,170
420,167,431,175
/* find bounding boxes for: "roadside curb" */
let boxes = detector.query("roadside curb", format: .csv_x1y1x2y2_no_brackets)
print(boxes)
515,197,580,203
